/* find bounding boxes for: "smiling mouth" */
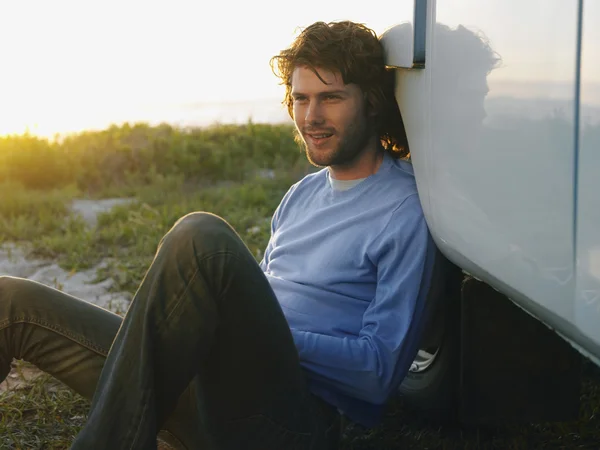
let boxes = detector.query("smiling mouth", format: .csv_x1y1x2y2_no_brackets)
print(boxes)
306,132,334,146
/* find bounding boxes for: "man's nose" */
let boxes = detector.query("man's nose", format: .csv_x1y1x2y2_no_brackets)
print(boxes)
305,101,325,125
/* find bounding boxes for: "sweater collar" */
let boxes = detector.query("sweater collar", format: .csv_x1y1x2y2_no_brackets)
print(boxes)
326,151,393,195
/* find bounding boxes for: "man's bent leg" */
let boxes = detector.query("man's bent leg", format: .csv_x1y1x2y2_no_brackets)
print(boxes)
0,277,207,449
73,212,325,450
0,276,121,399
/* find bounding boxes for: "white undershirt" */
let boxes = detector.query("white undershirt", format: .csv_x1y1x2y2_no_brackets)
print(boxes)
328,175,368,192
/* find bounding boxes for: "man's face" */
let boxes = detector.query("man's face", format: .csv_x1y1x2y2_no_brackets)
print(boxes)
291,66,372,168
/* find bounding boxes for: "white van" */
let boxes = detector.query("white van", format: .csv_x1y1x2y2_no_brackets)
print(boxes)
381,0,599,422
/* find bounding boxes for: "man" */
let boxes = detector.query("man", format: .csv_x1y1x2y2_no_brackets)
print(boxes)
0,21,434,449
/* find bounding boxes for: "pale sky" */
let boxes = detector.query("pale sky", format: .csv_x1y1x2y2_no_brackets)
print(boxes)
0,0,595,137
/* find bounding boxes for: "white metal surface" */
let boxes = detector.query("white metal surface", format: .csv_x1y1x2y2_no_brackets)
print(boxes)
382,0,600,360
576,0,600,349
430,0,579,323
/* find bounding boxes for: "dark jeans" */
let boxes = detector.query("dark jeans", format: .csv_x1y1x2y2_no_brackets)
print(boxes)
0,212,340,449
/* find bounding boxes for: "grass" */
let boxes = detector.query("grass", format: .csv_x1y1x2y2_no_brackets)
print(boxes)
1,122,600,449
1,364,89,449
2,361,599,449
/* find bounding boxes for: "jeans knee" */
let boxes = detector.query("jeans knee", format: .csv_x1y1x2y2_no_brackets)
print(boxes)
164,212,240,254
0,276,23,319
171,212,232,239
0,276,20,302
174,212,228,231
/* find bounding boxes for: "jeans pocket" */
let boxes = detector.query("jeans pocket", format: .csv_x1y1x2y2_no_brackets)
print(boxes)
216,413,316,450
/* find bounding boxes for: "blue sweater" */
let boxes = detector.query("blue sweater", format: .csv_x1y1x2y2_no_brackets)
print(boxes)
260,152,435,427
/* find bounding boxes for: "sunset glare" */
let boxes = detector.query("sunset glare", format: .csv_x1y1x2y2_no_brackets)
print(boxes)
1,0,593,138
0,0,407,138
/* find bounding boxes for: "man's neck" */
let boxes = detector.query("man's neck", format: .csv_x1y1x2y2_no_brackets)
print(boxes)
328,144,384,181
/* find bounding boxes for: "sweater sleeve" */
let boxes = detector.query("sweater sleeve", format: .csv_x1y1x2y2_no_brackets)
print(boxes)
259,182,298,271
259,212,277,271
291,195,435,404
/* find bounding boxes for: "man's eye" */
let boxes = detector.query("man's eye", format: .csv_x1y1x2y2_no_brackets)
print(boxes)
325,95,340,100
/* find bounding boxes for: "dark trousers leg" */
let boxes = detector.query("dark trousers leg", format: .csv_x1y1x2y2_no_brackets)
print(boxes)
70,212,327,449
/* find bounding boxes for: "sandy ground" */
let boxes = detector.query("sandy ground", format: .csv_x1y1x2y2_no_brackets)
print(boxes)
0,198,135,393
1,198,135,311
0,244,131,312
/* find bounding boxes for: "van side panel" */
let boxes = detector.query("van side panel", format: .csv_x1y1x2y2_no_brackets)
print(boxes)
576,0,600,349
424,0,579,323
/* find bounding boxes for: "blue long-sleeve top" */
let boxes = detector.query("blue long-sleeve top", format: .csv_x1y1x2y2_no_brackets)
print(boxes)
260,152,435,427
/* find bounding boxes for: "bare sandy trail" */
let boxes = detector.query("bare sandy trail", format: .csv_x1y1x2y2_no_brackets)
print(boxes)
1,198,135,310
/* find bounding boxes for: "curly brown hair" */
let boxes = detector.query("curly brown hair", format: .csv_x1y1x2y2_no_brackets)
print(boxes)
270,21,409,159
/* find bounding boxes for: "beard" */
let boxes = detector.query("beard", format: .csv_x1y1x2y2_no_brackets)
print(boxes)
298,114,374,169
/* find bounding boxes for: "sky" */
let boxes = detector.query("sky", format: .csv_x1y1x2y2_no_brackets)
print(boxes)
0,0,597,137
0,0,409,136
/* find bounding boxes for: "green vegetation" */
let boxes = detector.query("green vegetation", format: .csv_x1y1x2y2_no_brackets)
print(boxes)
1,123,599,449
0,122,308,281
